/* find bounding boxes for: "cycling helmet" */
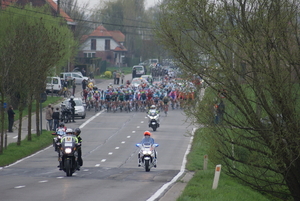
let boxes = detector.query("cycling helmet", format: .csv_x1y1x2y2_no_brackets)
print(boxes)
144,131,151,136
66,128,73,134
75,128,81,135
150,105,156,109
59,122,65,127
70,96,74,99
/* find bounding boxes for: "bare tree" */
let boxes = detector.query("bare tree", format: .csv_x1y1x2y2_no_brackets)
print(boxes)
156,0,300,200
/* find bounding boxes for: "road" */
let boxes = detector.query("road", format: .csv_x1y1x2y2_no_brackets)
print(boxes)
0,75,195,201
0,108,193,201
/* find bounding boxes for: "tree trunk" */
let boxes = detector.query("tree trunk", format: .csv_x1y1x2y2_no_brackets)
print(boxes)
17,109,23,146
36,97,40,136
27,98,32,141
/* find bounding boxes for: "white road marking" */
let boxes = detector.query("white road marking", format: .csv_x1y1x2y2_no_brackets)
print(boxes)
57,177,64,179
132,131,136,133
121,141,125,144
127,136,130,138
147,127,196,201
115,147,119,149
108,152,113,155
38,180,48,183
95,164,100,167
101,159,106,162
141,121,144,123
14,186,25,189
83,169,89,171
13,136,18,139
137,126,140,128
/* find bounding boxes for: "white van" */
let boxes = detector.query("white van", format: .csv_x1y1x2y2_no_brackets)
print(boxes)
46,77,62,93
60,72,89,85
132,65,145,78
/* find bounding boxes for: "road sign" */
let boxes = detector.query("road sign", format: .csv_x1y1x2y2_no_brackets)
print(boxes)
3,102,7,108
40,92,47,103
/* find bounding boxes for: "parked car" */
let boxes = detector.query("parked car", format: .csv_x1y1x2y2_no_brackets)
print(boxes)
46,77,62,94
60,72,89,85
61,98,86,119
131,77,149,88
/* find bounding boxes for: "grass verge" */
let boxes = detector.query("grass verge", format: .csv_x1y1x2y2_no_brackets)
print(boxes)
178,128,271,201
0,131,53,167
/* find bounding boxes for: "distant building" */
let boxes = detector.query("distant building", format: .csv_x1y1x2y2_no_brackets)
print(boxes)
78,25,127,66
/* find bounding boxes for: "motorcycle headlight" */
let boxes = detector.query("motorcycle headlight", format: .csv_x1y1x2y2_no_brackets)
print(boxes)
143,150,152,155
65,148,72,154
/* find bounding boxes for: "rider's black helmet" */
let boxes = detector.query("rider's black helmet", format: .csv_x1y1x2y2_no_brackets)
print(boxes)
59,122,65,127
75,128,81,135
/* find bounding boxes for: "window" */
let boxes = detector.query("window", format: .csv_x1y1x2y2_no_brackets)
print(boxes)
91,39,96,50
105,40,110,50
84,53,95,58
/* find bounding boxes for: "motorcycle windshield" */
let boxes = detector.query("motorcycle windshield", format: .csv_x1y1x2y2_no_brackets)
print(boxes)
61,135,76,147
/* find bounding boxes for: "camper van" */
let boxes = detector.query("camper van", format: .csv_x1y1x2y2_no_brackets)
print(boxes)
46,77,62,94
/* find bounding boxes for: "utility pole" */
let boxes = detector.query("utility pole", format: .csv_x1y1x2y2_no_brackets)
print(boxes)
57,0,60,17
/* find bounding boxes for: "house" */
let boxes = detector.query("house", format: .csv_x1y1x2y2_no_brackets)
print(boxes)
78,25,127,66
1,0,76,30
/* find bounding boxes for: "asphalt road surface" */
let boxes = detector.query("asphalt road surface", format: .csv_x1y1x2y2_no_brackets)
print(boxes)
0,106,194,201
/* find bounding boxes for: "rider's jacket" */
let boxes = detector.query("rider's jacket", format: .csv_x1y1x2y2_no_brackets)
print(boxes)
140,137,155,144
148,109,159,115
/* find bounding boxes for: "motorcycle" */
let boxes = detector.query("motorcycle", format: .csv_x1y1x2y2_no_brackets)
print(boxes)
136,142,159,172
61,104,72,123
57,134,81,177
147,109,160,131
52,129,66,152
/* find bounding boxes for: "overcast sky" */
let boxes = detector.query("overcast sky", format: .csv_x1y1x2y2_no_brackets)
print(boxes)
79,0,160,10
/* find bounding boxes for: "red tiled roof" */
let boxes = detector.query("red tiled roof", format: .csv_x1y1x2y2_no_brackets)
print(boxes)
110,30,125,43
90,26,113,37
46,0,73,22
114,46,127,52
1,0,73,22
1,0,17,9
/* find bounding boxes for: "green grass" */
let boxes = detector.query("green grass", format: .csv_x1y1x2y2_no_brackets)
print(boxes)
178,128,271,201
0,131,53,167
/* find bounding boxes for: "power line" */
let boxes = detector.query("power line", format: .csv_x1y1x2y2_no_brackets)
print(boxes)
3,3,155,30
1,7,156,37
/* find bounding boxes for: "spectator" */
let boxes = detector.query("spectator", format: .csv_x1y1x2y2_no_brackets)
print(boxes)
82,79,87,90
72,78,76,96
132,67,136,79
217,100,225,124
116,71,120,85
7,105,15,132
46,104,53,130
81,68,86,76
52,107,60,131
113,70,117,84
121,72,125,84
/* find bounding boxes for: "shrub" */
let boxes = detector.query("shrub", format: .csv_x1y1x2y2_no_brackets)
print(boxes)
104,71,112,78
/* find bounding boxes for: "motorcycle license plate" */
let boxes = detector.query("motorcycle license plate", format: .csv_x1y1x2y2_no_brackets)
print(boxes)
152,122,156,125
144,157,150,160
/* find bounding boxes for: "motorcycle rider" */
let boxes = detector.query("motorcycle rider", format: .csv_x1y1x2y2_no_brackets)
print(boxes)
138,131,157,167
57,122,67,131
74,128,83,170
147,105,160,127
69,96,76,123
58,128,78,170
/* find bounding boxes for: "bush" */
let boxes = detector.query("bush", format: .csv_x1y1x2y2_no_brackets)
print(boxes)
104,71,112,78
